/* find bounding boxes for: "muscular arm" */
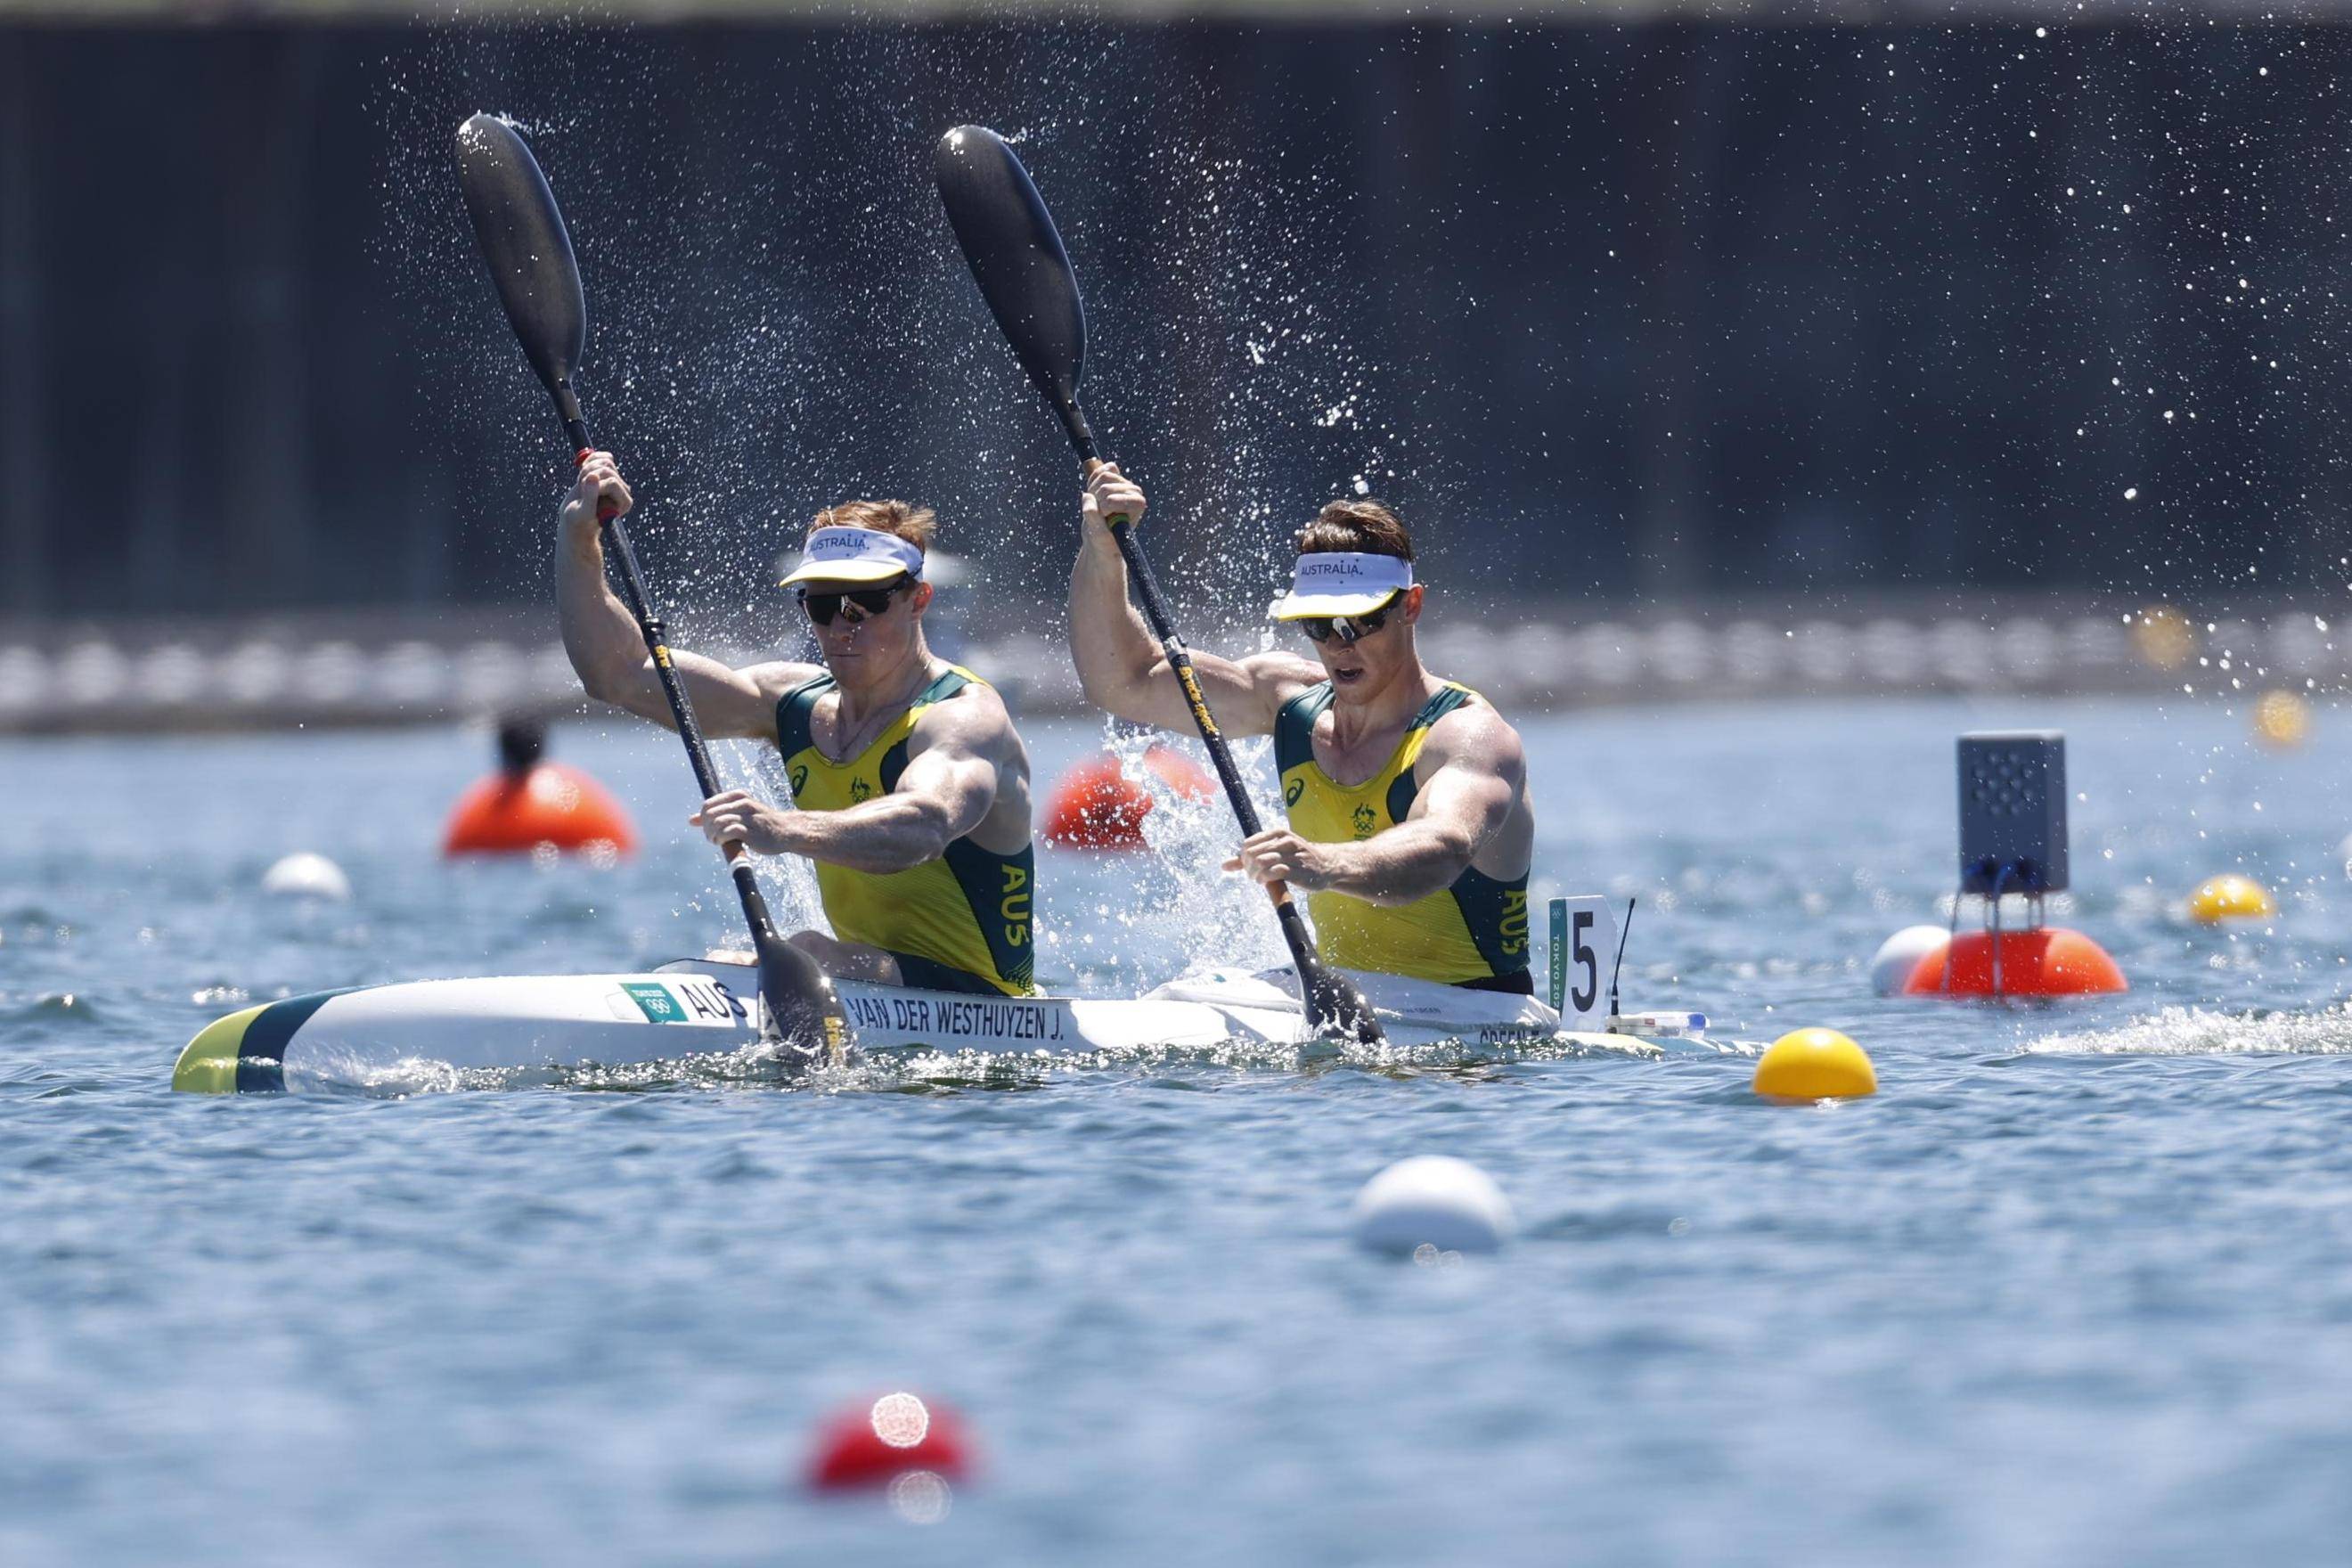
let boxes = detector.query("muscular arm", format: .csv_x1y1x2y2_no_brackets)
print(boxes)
555,453,816,739
1067,466,1319,739
726,690,1006,875
1289,709,1525,906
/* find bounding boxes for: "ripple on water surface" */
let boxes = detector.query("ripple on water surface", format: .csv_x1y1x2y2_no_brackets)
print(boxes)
9,706,2352,1564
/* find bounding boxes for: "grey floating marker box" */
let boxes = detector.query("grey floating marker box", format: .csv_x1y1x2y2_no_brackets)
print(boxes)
1957,731,2067,894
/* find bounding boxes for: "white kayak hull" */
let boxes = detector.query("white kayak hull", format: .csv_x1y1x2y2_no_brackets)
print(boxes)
172,958,1712,1093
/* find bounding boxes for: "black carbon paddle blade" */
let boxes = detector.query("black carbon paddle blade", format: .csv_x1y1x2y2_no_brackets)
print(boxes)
934,125,1093,456
455,113,586,402
1306,965,1387,1049
757,943,849,1071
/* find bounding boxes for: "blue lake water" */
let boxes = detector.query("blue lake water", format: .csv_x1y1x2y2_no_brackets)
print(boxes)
6,695,2352,1565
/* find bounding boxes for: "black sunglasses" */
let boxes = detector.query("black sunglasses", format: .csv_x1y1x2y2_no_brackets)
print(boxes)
796,579,910,626
1299,602,1393,645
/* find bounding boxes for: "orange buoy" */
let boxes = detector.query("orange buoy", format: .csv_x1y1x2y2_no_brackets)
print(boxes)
1901,927,2127,998
447,718,636,857
444,763,638,857
1042,747,1213,849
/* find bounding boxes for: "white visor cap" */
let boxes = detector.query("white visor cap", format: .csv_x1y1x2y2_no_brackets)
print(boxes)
1267,551,1413,621
779,526,926,588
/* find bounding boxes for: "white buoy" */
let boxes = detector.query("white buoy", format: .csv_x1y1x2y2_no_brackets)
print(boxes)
261,852,351,902
1869,925,1948,997
1351,1156,1515,1255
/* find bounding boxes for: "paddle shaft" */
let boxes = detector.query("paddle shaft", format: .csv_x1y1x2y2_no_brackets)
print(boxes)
559,401,799,995
928,123,1378,1041
454,113,839,1061
1081,457,1336,987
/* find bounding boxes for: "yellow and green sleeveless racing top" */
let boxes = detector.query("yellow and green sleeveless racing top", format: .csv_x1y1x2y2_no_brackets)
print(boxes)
1273,681,1530,985
774,665,1036,996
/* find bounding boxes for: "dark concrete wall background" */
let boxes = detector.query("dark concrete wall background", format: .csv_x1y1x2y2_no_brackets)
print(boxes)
2,21,2347,622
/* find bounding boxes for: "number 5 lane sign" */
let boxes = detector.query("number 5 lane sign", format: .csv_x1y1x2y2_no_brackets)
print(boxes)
1547,895,1619,1032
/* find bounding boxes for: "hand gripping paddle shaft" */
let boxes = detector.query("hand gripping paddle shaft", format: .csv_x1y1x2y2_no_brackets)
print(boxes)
934,125,1383,1047
453,113,845,1066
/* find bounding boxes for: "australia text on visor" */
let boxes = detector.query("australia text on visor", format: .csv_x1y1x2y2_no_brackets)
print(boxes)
1269,550,1413,644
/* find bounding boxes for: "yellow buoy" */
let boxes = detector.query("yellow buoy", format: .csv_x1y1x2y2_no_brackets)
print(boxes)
2129,605,2197,671
2253,690,2310,749
1753,1028,1877,1099
2188,873,2275,924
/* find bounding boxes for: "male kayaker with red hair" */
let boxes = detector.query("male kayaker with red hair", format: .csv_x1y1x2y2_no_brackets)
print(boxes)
557,453,1037,995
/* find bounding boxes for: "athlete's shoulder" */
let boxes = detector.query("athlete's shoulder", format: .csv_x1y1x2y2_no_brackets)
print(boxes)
913,664,1020,749
1237,649,1327,706
746,659,830,702
1422,688,1525,775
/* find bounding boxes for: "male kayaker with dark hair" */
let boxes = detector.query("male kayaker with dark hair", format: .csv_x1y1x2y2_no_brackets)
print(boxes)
557,453,1037,995
1066,468,1535,992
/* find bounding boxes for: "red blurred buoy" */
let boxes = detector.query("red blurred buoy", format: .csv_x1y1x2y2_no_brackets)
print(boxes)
444,764,638,857
444,717,637,857
806,1391,973,1490
1902,927,2127,998
1043,747,1213,849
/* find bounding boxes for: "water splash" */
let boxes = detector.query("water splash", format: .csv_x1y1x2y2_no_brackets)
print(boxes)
297,1025,1726,1099
1034,722,1292,992
2033,1002,2352,1057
